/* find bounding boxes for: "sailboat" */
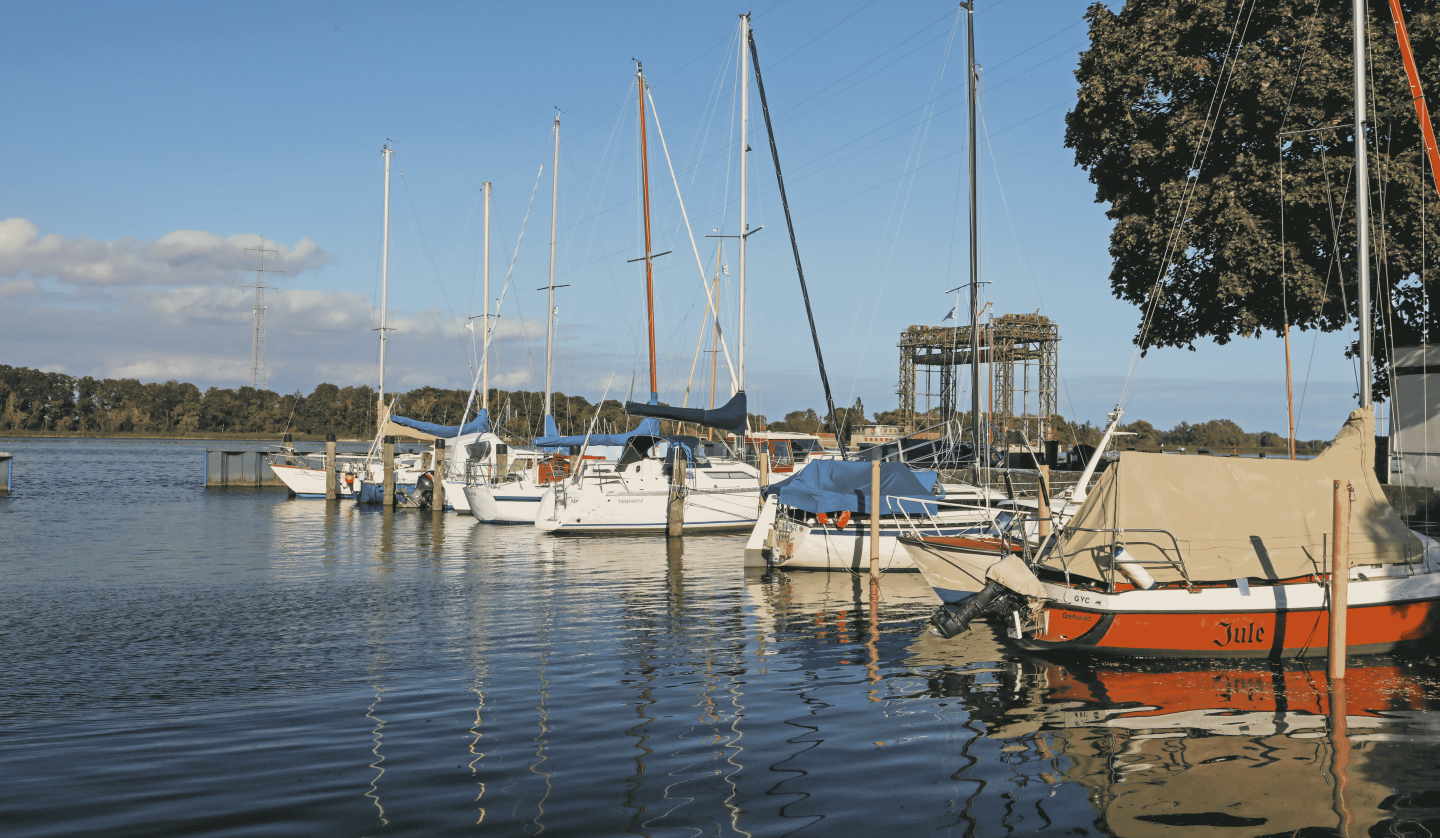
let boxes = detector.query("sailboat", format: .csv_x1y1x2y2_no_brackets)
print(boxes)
460,116,634,523
348,143,501,510
915,0,1440,658
536,47,763,534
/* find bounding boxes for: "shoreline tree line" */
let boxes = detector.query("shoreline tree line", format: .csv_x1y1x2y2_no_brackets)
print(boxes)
0,364,1321,450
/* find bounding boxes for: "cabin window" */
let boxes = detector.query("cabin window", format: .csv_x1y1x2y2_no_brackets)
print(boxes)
771,440,794,465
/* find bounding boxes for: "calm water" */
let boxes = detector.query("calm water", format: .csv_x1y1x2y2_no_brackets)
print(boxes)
7,438,1440,837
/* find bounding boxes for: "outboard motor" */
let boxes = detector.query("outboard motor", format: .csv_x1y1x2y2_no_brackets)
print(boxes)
415,471,435,508
928,580,1007,639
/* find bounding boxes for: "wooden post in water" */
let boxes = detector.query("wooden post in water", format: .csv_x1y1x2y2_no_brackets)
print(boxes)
1328,479,1349,679
869,458,881,576
282,432,294,465
325,434,337,500
1037,464,1051,538
759,449,770,488
667,446,685,537
382,436,396,508
433,439,446,513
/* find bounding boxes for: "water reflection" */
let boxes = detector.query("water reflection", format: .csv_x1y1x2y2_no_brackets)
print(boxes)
914,649,1440,836
14,437,1440,837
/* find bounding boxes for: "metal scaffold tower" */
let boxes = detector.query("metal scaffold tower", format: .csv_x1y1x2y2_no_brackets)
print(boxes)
243,239,283,391
896,313,1059,444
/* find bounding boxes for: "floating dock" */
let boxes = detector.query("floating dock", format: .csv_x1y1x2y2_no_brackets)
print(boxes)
0,452,10,492
204,450,283,487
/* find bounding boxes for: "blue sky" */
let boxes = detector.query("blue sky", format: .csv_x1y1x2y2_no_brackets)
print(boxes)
0,0,1362,438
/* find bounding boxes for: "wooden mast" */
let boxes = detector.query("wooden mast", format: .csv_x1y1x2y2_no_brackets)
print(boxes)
638,63,660,402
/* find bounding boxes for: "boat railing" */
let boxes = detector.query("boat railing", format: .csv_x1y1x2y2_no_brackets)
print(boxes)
886,495,1006,537
1056,526,1192,591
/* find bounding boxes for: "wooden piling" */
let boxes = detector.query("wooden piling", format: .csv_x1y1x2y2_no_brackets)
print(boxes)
325,434,337,500
433,439,446,512
383,436,396,508
282,432,294,465
869,458,881,576
1037,464,1052,537
495,443,509,481
1328,479,1349,680
667,446,685,536
759,450,770,488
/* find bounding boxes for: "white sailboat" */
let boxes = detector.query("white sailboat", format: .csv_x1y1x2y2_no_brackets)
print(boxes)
463,115,596,523
537,43,763,534
352,143,498,510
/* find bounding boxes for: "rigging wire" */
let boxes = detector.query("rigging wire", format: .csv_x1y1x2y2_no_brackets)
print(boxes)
1121,0,1261,412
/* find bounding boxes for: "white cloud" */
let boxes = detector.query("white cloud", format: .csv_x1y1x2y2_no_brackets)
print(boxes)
0,218,333,287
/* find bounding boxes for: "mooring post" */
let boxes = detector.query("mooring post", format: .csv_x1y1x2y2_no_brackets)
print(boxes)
569,445,581,480
759,449,770,488
1328,479,1349,680
1037,464,1051,538
869,458,881,576
433,439,446,513
383,436,396,508
667,446,685,537
495,443,509,481
282,432,294,465
325,434,337,500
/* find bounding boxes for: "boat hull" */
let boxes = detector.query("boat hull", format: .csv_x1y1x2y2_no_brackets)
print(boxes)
270,463,356,499
463,482,545,524
536,486,759,533
1017,574,1440,658
902,534,1019,601
753,511,993,572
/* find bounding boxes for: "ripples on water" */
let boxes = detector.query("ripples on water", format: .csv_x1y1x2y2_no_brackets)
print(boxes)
7,438,1440,836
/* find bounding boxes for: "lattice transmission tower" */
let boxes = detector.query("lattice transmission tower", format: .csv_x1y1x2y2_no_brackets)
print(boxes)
242,239,284,390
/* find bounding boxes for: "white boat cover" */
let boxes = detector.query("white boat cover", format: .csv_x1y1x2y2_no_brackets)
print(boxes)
1048,407,1421,584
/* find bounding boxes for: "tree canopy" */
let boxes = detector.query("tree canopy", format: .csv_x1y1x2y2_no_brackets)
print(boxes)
1068,0,1439,397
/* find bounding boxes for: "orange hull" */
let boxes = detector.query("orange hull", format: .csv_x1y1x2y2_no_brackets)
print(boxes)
1021,597,1440,658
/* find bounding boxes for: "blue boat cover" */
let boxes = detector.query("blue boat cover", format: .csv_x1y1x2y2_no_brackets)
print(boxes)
390,410,489,437
623,391,748,436
761,460,940,515
533,403,661,448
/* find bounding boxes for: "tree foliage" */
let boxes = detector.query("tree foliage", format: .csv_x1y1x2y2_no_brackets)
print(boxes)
1068,0,1439,397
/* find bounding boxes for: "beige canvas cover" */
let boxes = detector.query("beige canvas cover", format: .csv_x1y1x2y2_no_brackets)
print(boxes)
1046,407,1421,584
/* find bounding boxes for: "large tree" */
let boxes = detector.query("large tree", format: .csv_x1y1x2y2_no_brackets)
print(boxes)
1068,0,1440,399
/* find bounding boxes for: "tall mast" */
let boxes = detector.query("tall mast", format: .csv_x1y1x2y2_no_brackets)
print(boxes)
379,144,393,415
1354,0,1372,408
639,63,659,401
482,181,491,412
738,15,750,394
965,3,983,463
749,21,848,455
545,116,560,421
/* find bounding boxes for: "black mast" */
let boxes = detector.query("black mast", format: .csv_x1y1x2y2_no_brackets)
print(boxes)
748,25,849,457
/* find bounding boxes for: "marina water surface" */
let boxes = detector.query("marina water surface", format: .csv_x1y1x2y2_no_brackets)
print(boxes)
8,438,1440,836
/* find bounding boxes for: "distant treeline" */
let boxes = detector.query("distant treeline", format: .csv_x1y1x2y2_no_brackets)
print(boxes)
765,404,1323,451
0,364,1322,448
0,365,652,439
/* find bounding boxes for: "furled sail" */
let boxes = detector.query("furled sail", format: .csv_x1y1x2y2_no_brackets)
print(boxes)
622,391,748,436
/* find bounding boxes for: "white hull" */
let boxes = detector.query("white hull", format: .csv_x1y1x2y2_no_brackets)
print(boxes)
270,463,356,498
463,480,547,524
902,536,1008,602
745,496,996,571
537,458,762,533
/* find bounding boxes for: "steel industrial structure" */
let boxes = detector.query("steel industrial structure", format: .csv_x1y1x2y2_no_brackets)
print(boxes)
896,313,1059,445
